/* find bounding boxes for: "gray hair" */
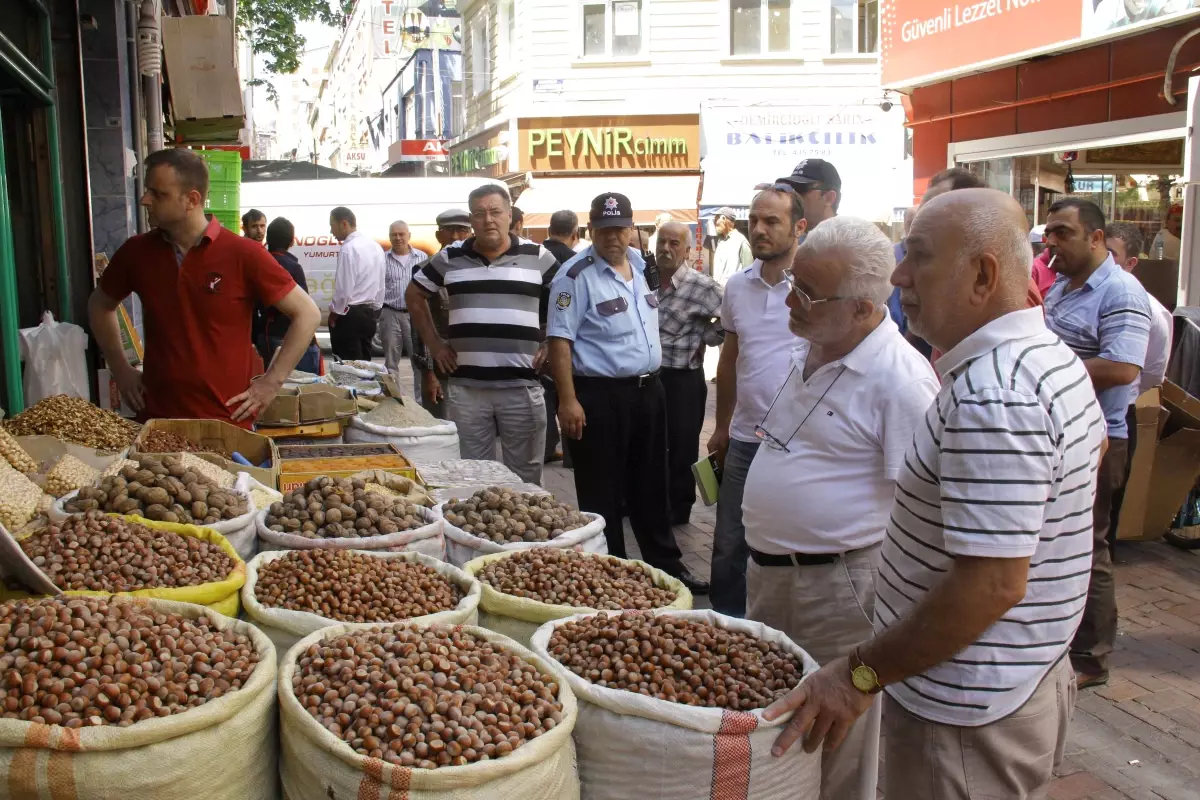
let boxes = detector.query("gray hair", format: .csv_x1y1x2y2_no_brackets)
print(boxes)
959,206,1033,281
659,220,693,248
389,220,409,232
798,216,895,306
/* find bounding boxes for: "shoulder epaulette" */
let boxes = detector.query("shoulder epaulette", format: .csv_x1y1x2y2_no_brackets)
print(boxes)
566,256,595,279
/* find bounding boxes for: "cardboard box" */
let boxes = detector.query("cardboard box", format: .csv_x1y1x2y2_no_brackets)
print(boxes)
131,419,280,488
259,385,357,427
96,368,139,419
162,16,244,141
14,435,128,472
278,443,421,493
1117,382,1200,541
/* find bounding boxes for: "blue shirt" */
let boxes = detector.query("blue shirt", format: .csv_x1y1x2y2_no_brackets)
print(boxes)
547,245,662,377
1043,254,1152,439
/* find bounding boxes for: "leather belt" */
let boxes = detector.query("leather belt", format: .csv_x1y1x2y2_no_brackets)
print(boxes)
749,547,846,567
384,304,407,313
574,371,660,388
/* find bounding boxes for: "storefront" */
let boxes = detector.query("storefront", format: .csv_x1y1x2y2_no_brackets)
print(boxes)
885,0,1200,304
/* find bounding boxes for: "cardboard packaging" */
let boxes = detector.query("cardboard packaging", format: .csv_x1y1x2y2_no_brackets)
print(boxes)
161,16,244,141
278,443,421,493
14,435,128,472
97,368,139,419
259,385,357,427
1117,382,1200,541
131,418,280,489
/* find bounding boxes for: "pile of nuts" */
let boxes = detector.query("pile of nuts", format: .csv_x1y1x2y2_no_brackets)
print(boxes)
278,444,395,459
477,550,678,610
443,489,588,544
2,395,139,451
18,512,236,592
0,428,37,473
264,476,429,540
0,596,261,728
0,463,41,530
292,626,564,768
547,613,803,710
43,455,101,498
254,551,463,623
139,429,230,459
64,455,248,525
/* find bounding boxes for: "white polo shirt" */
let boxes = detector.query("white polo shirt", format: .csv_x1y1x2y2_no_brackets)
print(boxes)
741,315,939,554
1141,293,1172,394
720,260,795,443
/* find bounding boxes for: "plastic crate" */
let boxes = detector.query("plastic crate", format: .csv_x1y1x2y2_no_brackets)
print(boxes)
209,208,240,232
197,150,241,213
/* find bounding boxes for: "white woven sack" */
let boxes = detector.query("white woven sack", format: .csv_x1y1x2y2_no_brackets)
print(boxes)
242,549,482,662
530,609,822,800
279,622,581,800
0,597,278,800
345,416,462,463
255,504,445,560
440,503,608,567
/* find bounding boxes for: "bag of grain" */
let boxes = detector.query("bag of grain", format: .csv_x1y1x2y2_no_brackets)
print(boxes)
242,549,481,662
344,397,460,462
462,549,692,647
530,609,822,800
278,622,580,800
439,489,607,567
0,596,278,800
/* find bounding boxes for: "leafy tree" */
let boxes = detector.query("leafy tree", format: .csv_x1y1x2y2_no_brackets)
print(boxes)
237,0,353,93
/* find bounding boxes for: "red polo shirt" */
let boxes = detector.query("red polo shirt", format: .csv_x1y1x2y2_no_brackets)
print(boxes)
100,216,297,429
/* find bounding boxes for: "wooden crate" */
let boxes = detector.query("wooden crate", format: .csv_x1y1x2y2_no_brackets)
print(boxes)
278,443,421,492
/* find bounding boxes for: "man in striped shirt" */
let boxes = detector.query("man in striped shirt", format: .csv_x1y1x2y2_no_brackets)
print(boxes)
764,189,1105,799
406,185,560,485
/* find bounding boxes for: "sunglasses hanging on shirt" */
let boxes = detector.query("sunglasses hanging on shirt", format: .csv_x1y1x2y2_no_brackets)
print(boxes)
754,364,848,453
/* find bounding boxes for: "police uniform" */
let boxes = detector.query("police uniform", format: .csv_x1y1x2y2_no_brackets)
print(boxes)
548,193,691,583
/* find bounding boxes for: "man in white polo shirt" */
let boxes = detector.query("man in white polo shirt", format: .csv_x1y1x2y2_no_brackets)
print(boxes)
764,189,1104,799
706,186,807,616
742,216,939,800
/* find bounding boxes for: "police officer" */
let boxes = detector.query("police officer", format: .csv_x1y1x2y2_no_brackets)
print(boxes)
547,192,709,594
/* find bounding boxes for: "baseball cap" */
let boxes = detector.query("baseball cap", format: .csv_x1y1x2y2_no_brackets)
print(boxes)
776,159,842,192
589,192,634,229
714,206,738,221
436,208,471,229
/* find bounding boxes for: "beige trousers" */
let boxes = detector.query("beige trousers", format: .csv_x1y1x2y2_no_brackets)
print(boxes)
746,544,882,800
883,657,1075,799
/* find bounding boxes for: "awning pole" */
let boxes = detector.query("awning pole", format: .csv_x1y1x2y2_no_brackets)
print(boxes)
0,107,25,414
40,9,72,322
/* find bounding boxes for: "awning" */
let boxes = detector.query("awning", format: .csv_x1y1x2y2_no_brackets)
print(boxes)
516,175,699,227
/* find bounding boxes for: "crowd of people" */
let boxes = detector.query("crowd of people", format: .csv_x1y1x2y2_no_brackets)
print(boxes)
92,145,1179,798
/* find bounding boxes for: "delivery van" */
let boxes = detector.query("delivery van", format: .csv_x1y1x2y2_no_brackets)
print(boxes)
239,176,503,316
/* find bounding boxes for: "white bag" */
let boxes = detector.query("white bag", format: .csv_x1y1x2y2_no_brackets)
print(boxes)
439,503,608,567
0,597,278,800
279,623,580,800
242,549,482,662
18,312,90,406
344,415,461,463
529,609,822,800
255,504,445,560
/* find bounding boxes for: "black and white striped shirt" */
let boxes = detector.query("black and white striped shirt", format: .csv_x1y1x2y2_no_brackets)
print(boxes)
875,307,1105,726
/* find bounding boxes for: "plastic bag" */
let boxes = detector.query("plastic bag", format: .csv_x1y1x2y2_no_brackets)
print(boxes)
19,312,90,406
344,416,461,463
440,502,607,567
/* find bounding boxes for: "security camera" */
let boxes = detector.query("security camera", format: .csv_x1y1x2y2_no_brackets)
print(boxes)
880,99,894,113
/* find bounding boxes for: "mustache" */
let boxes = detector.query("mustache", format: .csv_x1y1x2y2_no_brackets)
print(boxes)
900,292,919,305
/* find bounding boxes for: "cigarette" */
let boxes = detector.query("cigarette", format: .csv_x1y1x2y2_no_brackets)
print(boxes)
1047,254,1057,272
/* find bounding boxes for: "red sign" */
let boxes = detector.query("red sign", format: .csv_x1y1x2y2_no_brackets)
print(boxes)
396,139,450,162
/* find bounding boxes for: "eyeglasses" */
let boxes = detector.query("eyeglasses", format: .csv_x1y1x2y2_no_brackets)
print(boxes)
754,365,848,452
782,271,856,311
469,210,508,221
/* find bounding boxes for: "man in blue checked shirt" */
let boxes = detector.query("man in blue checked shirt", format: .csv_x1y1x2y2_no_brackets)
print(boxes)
1042,197,1152,690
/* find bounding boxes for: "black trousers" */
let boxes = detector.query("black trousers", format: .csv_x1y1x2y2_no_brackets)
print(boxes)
330,304,380,361
660,367,707,524
541,374,571,466
569,374,684,574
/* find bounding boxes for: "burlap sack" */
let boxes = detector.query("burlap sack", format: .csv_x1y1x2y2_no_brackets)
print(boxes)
462,550,692,648
242,549,482,662
0,597,278,800
439,502,607,567
279,622,580,800
529,609,822,800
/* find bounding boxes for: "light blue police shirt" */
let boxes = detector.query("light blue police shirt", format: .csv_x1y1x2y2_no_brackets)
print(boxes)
547,245,662,377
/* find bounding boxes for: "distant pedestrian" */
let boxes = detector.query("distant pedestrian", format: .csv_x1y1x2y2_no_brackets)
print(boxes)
776,158,841,230
540,210,582,465
260,216,321,374
711,207,753,285
379,220,429,396
511,206,525,238
410,209,472,418
328,206,384,361
648,211,673,254
1106,222,1170,394
241,209,266,245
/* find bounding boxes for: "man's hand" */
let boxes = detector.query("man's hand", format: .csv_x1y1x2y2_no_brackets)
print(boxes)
706,428,730,468
113,364,145,413
421,370,443,405
430,340,458,375
227,374,284,423
328,311,339,329
533,342,549,372
763,657,875,756
558,398,586,440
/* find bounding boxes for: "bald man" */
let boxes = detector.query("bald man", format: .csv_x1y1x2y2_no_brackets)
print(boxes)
381,220,429,395
764,190,1103,799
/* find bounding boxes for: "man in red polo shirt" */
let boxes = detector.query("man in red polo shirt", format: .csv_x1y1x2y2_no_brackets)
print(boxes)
88,148,321,428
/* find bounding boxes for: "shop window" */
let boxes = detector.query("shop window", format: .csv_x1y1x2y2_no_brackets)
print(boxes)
830,0,878,54
730,0,791,56
581,1,646,59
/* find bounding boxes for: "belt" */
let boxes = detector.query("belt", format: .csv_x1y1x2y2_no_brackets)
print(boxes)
749,546,854,567
385,304,407,313
574,371,660,388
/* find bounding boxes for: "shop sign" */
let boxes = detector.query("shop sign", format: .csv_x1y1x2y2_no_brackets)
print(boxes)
882,0,1200,88
450,145,508,174
520,115,699,171
372,0,461,60
392,139,450,163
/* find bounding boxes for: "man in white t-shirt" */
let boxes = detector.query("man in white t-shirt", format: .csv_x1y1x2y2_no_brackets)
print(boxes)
1150,202,1183,261
1106,222,1171,394
706,186,807,617
743,217,938,800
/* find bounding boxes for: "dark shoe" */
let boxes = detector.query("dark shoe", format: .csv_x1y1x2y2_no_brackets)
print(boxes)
544,449,563,464
675,566,710,595
1076,670,1109,690
671,511,692,526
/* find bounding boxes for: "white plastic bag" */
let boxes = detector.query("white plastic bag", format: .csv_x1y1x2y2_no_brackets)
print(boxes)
255,504,445,559
440,502,607,567
530,609,822,800
18,312,90,406
344,416,461,462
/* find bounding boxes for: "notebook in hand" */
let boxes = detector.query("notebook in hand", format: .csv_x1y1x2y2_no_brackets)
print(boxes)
692,453,723,506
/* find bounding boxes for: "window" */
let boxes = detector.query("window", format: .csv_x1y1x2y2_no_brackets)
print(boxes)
468,14,491,93
581,0,645,58
498,0,517,74
730,0,791,56
830,0,878,54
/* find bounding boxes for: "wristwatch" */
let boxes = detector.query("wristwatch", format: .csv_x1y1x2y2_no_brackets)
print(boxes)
848,647,883,695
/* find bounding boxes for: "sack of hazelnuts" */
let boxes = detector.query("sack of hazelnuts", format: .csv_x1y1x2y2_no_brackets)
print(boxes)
242,549,483,663
463,549,693,648
0,596,280,800
278,622,581,800
529,609,822,800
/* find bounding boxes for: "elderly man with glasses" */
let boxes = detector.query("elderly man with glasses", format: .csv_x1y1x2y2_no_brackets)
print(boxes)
741,216,939,800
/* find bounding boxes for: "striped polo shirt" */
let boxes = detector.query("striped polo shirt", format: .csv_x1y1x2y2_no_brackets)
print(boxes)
875,307,1105,726
412,234,560,386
